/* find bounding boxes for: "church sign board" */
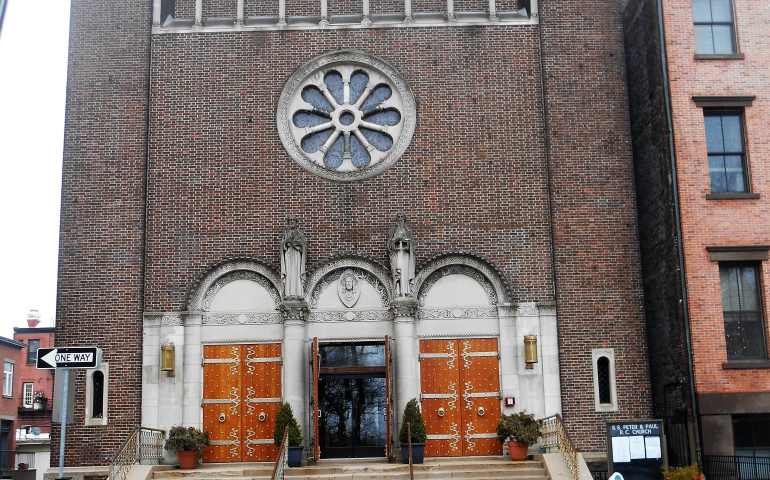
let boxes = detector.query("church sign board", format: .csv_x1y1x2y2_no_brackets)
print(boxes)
36,347,102,369
607,420,667,480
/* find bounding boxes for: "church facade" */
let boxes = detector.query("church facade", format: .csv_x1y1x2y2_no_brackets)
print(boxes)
55,0,651,467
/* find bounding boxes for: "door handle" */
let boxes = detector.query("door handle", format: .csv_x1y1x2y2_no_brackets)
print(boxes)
219,413,226,423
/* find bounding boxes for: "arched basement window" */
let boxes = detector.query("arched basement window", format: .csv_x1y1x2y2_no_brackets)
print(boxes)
92,371,104,418
597,356,611,404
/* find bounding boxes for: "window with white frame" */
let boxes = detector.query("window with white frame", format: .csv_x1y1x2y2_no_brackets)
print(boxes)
23,383,34,408
592,349,618,412
3,361,13,397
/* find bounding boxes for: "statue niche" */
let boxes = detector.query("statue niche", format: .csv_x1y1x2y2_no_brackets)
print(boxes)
387,212,416,298
279,215,307,299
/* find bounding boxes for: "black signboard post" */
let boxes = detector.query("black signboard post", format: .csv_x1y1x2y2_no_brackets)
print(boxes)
607,420,667,480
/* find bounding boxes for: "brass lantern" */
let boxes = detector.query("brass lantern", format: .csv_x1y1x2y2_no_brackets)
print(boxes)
524,335,538,369
161,341,175,377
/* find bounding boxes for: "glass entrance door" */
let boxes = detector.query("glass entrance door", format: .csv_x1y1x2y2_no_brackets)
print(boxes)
319,375,387,458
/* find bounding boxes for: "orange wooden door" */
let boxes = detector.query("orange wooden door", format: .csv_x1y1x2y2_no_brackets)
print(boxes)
420,339,462,457
203,345,243,462
459,339,502,456
242,343,282,462
420,338,502,457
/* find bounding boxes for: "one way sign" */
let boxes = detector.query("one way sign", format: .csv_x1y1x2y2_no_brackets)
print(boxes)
36,347,102,369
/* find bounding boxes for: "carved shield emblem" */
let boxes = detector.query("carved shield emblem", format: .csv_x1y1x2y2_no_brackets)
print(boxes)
337,269,361,308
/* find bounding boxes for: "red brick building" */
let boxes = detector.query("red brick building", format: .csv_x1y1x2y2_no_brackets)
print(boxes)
0,336,27,469
13,310,55,436
624,0,770,468
56,0,652,469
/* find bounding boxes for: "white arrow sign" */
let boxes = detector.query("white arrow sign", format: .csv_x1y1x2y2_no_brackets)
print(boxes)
36,347,102,369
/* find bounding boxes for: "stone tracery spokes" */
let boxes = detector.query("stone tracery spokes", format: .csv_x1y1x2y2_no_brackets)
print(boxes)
292,65,402,172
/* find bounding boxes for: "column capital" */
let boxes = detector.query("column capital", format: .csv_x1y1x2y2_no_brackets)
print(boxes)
280,300,309,325
391,299,418,318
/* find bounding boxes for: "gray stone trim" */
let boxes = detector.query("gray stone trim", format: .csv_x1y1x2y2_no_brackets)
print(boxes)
308,308,393,322
277,51,416,182
202,270,281,310
202,312,283,325
417,306,497,319
143,313,183,327
186,257,282,311
417,333,499,339
201,338,283,345
305,253,393,307
414,250,513,304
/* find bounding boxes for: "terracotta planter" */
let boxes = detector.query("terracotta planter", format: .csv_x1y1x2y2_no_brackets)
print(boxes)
507,441,529,461
177,450,199,469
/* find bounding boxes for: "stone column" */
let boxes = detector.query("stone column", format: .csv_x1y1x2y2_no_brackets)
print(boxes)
515,302,545,418
281,300,309,445
392,299,418,446
496,303,519,415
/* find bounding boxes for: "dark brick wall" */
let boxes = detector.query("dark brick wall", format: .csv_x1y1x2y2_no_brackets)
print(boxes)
538,0,652,450
57,1,653,465
622,0,693,425
52,0,150,468
146,28,554,311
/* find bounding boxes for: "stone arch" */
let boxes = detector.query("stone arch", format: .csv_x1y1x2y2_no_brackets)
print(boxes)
186,257,282,312
413,251,513,308
305,252,393,309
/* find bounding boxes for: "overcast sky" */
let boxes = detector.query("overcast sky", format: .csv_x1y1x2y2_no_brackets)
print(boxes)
0,0,70,339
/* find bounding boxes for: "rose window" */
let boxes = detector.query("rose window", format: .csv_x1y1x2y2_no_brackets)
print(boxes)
278,52,416,181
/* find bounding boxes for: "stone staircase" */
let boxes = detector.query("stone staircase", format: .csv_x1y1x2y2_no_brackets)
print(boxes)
151,457,550,480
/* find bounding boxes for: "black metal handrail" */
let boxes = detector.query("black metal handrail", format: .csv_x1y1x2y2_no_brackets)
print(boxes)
703,455,770,480
271,426,289,480
108,426,166,480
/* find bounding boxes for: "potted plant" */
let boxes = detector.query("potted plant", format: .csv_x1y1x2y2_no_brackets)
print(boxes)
164,426,210,469
273,403,303,467
496,411,541,461
661,464,703,480
399,399,427,464
33,392,47,410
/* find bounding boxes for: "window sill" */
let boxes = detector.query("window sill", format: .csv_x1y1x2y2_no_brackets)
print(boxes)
695,53,745,61
706,192,760,200
723,360,770,369
2,395,11,399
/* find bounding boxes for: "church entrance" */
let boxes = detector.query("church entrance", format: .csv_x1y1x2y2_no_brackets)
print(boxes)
420,339,502,457
202,344,282,463
313,338,391,460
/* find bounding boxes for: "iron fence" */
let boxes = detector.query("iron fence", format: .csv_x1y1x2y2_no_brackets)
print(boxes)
590,470,609,480
703,455,770,480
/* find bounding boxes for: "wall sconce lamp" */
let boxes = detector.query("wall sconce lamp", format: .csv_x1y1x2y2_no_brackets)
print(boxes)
524,335,538,369
161,341,175,377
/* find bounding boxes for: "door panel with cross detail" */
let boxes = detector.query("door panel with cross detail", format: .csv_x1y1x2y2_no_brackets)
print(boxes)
420,339,502,457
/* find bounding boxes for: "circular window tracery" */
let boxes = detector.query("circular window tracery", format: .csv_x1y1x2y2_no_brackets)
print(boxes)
277,52,416,181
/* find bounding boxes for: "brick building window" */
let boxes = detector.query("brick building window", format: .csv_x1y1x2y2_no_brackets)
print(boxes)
2,362,12,397
592,349,618,412
27,339,40,365
597,357,612,404
704,109,747,193
22,383,34,408
720,264,767,360
92,371,104,418
692,0,736,54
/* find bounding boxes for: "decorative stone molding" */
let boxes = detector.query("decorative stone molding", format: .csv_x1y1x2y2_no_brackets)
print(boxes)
391,299,417,318
143,313,183,327
413,251,513,305
202,311,283,325
308,308,392,322
202,338,283,345
202,270,282,311
417,333,499,339
280,301,309,324
416,264,498,308
417,306,497,320
277,51,416,182
187,257,282,311
536,300,557,316
515,303,539,317
305,253,392,307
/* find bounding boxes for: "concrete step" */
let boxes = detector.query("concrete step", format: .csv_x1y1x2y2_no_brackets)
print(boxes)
152,459,549,480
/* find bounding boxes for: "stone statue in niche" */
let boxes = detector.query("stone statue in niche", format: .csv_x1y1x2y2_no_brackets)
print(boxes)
388,212,416,298
279,215,307,299
337,269,361,308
